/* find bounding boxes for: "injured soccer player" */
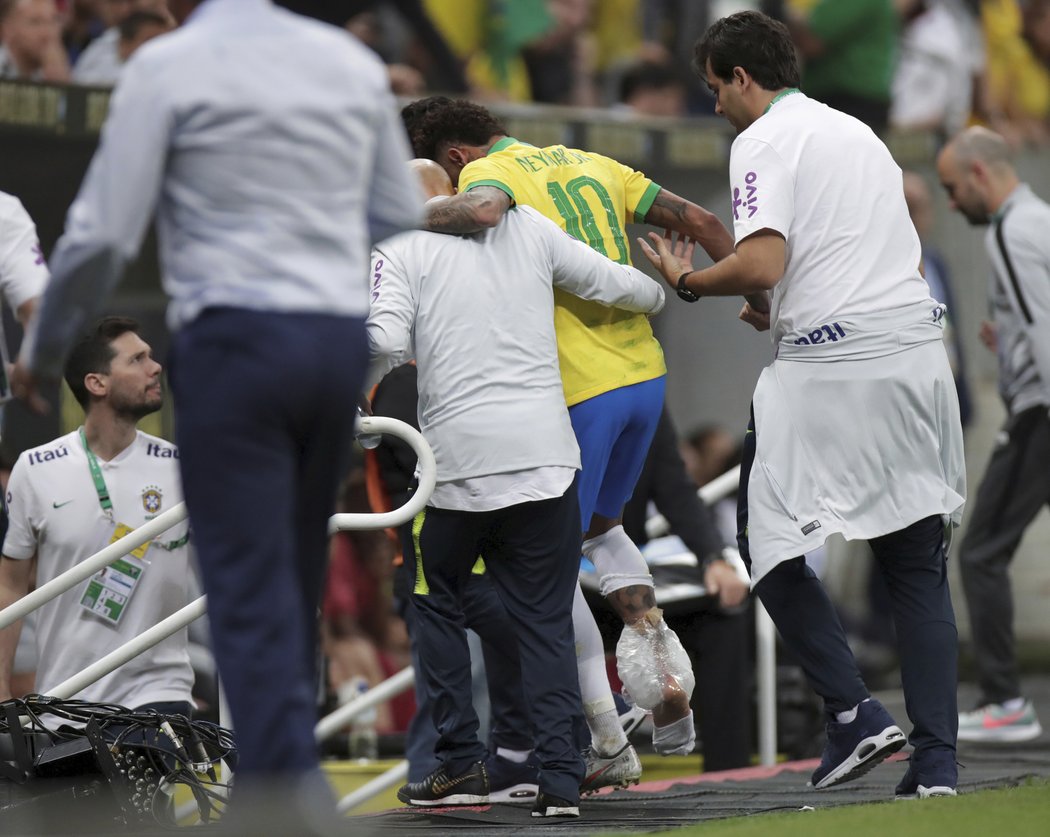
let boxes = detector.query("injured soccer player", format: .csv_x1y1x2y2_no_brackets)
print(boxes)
366,159,667,815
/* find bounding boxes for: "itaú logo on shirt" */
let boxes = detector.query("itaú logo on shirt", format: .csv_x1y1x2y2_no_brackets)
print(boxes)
26,446,70,465
733,171,759,220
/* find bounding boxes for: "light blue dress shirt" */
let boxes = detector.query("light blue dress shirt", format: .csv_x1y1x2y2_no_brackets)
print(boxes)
27,0,423,378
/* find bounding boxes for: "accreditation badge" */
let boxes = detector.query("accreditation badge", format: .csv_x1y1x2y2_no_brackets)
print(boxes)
79,522,151,625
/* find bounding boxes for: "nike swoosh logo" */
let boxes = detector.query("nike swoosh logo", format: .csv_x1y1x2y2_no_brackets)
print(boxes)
584,763,617,784
430,773,478,795
982,709,1028,729
52,500,75,509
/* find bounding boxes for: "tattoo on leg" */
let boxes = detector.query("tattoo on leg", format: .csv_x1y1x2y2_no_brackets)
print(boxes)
607,585,657,623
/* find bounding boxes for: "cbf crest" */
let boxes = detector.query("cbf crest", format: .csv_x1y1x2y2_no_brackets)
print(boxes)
142,485,163,515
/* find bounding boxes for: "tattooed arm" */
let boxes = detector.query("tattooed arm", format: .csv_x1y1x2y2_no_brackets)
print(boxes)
606,584,658,623
645,188,769,312
644,188,733,261
424,186,512,234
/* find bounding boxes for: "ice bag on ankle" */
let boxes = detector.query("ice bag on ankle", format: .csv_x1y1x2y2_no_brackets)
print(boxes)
615,608,695,710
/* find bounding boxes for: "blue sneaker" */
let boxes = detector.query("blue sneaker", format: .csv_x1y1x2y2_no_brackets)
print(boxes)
810,699,906,789
894,752,958,799
619,704,649,739
485,754,539,803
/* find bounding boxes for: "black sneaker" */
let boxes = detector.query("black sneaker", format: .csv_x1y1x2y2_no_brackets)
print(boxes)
397,761,489,806
531,791,580,818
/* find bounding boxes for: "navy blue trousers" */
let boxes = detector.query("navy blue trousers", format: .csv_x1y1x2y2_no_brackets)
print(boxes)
395,564,533,782
402,486,586,802
738,408,957,768
169,308,367,780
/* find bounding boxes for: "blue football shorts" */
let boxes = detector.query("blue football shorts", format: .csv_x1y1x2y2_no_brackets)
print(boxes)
568,375,666,531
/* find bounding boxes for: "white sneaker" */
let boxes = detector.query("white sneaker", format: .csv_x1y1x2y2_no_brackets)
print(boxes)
958,699,1042,743
918,784,958,798
580,742,642,795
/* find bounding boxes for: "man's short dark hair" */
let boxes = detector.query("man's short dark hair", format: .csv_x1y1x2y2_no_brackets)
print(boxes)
64,316,142,409
119,10,169,43
405,98,506,161
619,61,685,104
694,11,800,91
401,95,453,148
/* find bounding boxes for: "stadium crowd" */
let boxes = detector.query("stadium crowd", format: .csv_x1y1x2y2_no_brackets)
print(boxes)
1,1,1050,141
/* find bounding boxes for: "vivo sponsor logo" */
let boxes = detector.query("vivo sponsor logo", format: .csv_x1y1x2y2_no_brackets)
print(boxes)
371,258,384,303
732,171,759,221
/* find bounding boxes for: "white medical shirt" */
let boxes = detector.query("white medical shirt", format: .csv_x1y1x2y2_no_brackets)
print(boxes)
729,92,933,346
367,204,665,504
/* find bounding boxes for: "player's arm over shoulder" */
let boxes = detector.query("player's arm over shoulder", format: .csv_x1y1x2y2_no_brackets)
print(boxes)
531,208,665,314
423,185,512,234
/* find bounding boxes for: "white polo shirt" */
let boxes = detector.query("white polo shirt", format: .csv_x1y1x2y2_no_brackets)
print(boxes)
3,430,193,708
729,92,933,347
367,204,665,510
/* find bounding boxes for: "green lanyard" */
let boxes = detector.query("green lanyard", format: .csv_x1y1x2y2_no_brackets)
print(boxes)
79,426,114,519
763,87,801,114
78,426,189,552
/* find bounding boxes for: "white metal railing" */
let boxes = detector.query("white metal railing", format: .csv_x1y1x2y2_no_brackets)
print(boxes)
0,503,189,632
0,428,775,812
0,416,434,814
644,465,741,540
47,596,208,700
329,461,775,814
314,666,415,744
328,419,437,535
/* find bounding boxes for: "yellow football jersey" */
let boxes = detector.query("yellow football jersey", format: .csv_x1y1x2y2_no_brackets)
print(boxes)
459,138,665,406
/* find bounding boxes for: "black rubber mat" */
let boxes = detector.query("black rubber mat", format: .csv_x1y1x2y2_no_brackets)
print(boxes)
354,741,1050,835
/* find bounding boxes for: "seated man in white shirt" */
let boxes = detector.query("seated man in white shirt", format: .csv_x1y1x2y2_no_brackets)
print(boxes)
369,160,664,818
71,0,172,86
0,317,193,717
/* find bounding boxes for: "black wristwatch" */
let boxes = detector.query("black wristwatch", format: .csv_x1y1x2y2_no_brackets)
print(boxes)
676,271,699,303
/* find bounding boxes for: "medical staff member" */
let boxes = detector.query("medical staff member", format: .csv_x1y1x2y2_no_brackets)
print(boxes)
643,10,965,799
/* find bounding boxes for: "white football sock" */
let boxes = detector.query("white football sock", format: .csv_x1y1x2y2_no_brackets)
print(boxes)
582,525,654,596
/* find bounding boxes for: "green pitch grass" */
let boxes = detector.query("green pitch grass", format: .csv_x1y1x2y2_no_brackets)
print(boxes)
617,779,1050,837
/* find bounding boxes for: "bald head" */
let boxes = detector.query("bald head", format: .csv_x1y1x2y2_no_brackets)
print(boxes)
409,158,455,200
941,126,1015,175
936,127,1020,226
